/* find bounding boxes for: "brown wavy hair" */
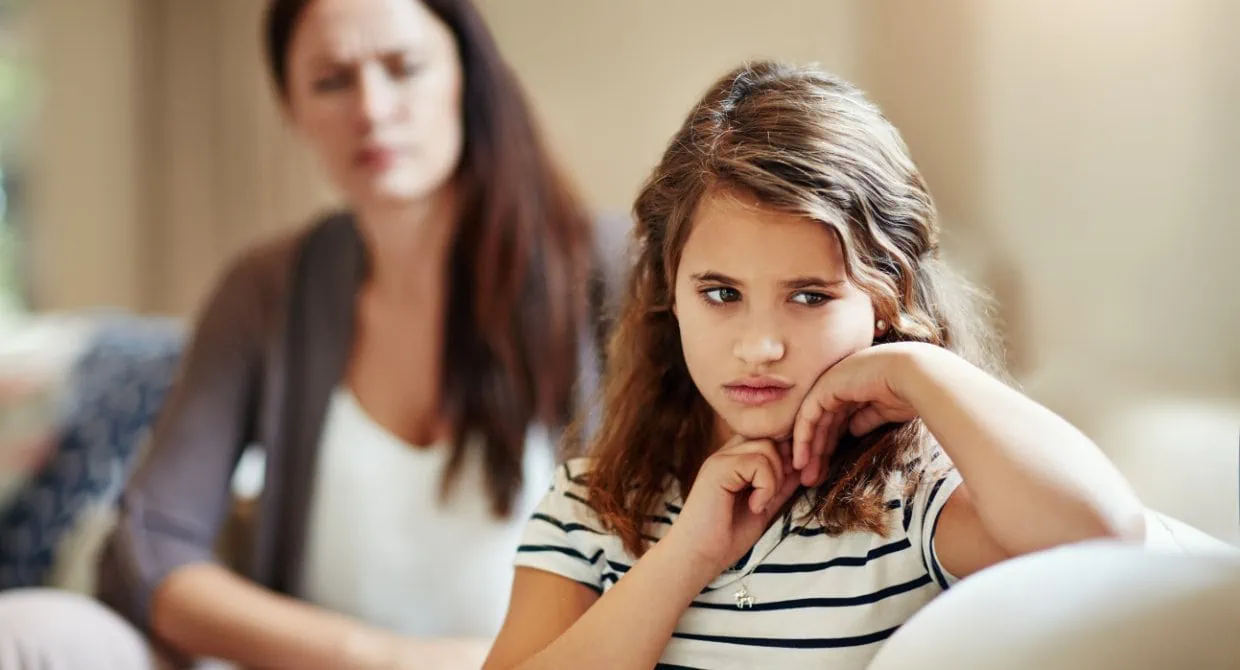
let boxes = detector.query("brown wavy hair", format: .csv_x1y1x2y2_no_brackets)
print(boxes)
586,61,1005,556
264,0,595,517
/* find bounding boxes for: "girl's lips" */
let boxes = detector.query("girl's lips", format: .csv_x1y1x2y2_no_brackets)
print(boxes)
723,384,791,406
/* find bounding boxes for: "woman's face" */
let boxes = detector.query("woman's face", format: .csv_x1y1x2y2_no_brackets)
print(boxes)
673,189,877,444
283,0,464,208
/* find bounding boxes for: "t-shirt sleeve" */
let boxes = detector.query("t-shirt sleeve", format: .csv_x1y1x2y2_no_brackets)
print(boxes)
514,460,606,594
904,448,965,590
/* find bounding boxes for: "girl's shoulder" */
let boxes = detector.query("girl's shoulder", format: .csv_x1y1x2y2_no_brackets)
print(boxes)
535,458,603,527
547,457,684,508
548,457,594,496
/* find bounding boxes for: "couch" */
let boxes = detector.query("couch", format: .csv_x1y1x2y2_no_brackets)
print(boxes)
0,313,184,590
869,537,1240,669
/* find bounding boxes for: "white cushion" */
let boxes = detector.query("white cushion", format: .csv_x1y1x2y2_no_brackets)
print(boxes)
869,540,1240,669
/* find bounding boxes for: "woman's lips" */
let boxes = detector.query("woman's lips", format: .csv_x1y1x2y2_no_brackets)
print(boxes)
355,146,400,170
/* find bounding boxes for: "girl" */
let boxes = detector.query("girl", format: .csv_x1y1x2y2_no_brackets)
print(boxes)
483,61,1145,669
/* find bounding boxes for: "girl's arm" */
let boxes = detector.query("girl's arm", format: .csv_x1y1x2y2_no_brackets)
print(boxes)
486,439,799,670
897,344,1145,576
793,343,1145,579
483,539,706,670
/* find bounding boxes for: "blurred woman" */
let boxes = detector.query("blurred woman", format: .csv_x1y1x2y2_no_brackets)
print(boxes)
0,0,619,668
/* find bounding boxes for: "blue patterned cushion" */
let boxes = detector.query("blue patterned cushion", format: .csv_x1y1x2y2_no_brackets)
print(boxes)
0,314,185,589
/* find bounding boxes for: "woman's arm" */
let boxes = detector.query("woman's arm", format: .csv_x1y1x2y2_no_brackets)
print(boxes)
154,564,490,669
97,241,486,669
793,343,1145,579
96,245,273,635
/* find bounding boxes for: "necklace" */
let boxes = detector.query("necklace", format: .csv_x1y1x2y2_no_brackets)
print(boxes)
733,582,755,609
727,543,769,609
727,498,804,609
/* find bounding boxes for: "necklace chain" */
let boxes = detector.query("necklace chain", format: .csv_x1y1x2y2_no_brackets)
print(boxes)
723,496,805,610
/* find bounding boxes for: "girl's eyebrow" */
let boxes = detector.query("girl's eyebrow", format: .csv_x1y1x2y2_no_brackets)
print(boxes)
690,273,846,289
784,276,845,290
690,271,740,285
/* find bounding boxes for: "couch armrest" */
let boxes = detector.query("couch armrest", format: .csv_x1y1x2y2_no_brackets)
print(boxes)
869,541,1240,669
1145,509,1238,556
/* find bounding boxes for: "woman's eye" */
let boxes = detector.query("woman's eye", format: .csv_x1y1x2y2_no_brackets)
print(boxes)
391,61,423,79
791,292,829,306
313,71,352,92
702,287,741,304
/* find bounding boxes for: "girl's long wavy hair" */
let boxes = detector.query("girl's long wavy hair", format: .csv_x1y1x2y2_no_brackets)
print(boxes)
585,61,1007,557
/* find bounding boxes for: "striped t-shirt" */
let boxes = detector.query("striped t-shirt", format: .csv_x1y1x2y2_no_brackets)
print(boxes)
514,452,963,669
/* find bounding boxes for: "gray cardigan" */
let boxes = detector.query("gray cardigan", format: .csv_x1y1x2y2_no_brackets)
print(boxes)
96,211,628,632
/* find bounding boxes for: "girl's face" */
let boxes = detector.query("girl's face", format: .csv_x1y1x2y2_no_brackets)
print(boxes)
673,189,877,444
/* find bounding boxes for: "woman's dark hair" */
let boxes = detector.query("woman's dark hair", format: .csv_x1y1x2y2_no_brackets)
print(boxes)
263,0,596,517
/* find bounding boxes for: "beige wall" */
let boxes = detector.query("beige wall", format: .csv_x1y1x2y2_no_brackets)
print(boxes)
476,0,863,212
971,0,1240,422
29,0,1239,410
31,0,143,310
478,0,1240,419
22,0,1239,538
480,0,1240,536
140,0,336,313
32,0,334,315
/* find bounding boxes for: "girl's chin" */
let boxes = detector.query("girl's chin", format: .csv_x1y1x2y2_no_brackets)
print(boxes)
714,412,795,446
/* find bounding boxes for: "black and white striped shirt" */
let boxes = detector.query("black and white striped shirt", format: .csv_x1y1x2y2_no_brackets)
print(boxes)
514,453,963,669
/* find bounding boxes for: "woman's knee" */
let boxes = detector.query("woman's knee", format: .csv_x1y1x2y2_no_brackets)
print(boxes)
0,588,155,669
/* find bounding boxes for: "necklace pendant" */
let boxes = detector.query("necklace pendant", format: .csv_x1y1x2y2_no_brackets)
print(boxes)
733,584,755,609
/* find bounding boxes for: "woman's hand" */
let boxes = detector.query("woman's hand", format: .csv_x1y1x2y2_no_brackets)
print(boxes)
355,629,491,670
665,436,801,578
791,342,942,487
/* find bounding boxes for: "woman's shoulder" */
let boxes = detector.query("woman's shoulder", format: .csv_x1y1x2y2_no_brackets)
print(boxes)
211,211,355,308
213,225,300,297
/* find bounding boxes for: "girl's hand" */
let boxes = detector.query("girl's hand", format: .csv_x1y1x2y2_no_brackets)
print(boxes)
666,436,801,578
791,342,941,487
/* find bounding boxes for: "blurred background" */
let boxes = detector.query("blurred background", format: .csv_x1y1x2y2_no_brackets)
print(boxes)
1,0,1238,544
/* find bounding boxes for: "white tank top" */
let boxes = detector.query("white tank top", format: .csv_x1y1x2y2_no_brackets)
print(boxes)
297,387,555,637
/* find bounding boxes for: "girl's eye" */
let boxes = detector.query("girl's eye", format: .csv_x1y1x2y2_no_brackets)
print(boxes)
792,292,829,306
702,287,741,304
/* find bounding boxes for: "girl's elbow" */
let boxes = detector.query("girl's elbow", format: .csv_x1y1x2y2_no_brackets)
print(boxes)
1082,496,1147,545
1102,503,1148,544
